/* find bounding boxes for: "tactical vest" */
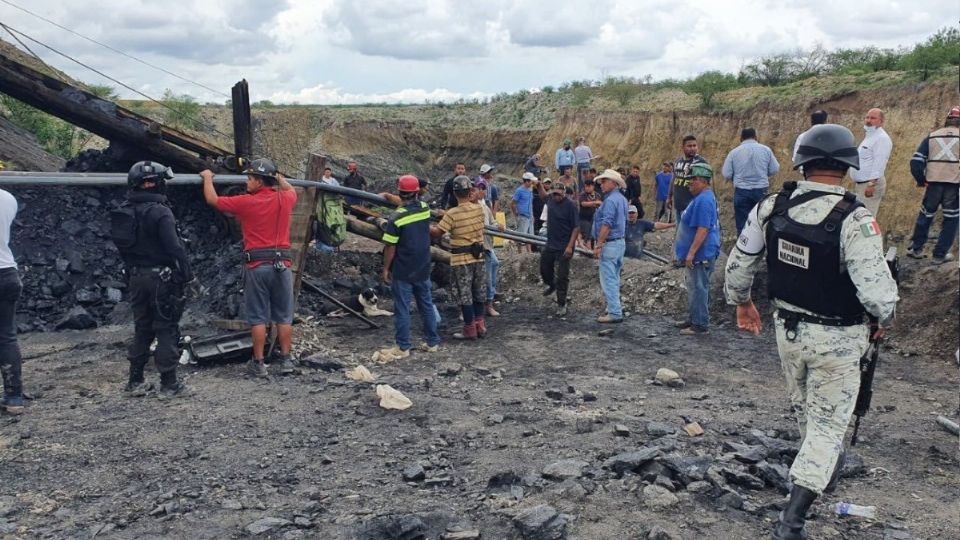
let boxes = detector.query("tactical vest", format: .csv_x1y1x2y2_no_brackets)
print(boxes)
765,182,866,320
926,127,960,184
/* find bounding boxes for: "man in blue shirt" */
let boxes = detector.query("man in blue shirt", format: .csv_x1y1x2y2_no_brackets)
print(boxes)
625,205,674,258
721,127,780,235
654,162,673,222
511,172,536,238
555,139,575,176
674,163,721,335
380,175,440,360
592,169,629,323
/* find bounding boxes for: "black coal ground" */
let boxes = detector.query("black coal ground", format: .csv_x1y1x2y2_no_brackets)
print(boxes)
0,278,956,539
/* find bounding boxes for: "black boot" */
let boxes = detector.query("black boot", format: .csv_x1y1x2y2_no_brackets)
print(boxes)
125,356,152,394
824,449,845,493
773,486,817,540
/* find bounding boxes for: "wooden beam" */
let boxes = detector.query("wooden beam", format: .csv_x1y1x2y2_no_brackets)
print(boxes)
346,216,451,264
0,51,231,172
231,80,252,158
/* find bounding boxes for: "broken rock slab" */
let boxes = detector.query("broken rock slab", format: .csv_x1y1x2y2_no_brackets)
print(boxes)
542,459,589,480
55,306,97,330
642,484,679,509
513,504,569,540
603,447,662,475
654,368,685,388
245,517,292,535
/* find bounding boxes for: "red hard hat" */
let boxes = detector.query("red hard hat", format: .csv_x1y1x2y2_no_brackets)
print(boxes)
948,106,960,119
397,174,420,193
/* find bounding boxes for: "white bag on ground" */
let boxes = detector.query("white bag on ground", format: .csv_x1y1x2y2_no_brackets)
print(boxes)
346,365,375,382
376,384,412,410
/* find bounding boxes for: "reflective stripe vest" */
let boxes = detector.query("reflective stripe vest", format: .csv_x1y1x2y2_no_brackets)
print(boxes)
926,126,960,184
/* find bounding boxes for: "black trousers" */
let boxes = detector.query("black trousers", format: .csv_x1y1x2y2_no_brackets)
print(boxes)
540,248,571,306
0,268,22,398
128,272,183,375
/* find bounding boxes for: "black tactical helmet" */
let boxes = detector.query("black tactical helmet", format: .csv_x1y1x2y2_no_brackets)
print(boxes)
128,160,174,190
793,124,860,172
242,158,279,180
452,175,472,194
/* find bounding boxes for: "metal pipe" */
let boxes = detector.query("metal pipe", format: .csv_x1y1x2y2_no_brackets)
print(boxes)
0,171,393,206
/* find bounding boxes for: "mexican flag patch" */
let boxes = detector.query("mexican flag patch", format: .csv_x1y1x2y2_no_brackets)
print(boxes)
860,221,881,238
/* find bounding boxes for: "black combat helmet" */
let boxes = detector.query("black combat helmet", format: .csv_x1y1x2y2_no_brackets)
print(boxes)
452,175,473,196
127,161,174,190
793,124,860,172
242,158,279,183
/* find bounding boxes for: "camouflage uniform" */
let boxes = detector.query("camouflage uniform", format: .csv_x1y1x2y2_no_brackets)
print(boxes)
724,180,898,494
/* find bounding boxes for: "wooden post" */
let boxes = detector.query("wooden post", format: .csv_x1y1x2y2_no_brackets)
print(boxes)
289,153,324,299
231,80,252,158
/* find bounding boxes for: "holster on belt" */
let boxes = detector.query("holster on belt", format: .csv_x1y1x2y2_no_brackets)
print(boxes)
450,243,484,259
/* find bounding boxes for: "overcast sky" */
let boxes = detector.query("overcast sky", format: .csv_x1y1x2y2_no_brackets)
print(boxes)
0,0,952,104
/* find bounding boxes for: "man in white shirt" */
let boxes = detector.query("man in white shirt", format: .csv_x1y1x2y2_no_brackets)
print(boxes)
0,187,23,414
850,108,893,216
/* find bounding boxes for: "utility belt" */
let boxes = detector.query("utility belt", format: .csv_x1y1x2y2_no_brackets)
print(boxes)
244,249,293,271
777,308,864,341
450,243,485,259
129,265,175,282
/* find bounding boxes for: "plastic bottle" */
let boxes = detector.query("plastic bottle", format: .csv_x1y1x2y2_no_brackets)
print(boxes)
835,502,877,519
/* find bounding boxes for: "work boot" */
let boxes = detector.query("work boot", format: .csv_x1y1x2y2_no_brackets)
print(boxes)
824,449,846,493
375,346,409,363
245,358,269,378
773,486,817,540
277,355,297,375
418,342,439,353
475,316,487,338
159,381,192,399
597,315,623,324
0,395,24,415
485,302,500,317
905,247,924,259
680,326,708,336
124,381,155,397
556,304,568,317
453,323,478,340
542,285,555,297
932,253,955,265
674,319,692,329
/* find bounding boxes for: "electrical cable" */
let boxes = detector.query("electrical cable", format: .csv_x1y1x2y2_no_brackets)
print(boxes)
0,0,230,98
0,22,233,141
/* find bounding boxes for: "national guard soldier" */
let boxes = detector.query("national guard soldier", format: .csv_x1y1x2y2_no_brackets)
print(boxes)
723,124,899,540
111,161,193,397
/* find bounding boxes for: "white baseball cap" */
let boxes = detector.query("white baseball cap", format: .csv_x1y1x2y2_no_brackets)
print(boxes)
479,164,495,174
521,172,537,181
628,205,638,214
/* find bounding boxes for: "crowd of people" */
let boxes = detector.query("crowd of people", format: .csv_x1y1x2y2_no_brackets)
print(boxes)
0,105,955,540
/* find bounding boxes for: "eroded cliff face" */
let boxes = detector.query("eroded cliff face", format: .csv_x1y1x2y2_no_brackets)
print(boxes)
253,79,956,240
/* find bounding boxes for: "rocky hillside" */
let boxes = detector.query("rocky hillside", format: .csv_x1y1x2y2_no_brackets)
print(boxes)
211,76,956,244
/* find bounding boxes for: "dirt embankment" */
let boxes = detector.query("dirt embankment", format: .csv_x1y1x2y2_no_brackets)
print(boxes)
245,79,955,246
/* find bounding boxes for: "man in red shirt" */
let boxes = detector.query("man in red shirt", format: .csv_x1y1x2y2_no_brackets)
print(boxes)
201,158,298,378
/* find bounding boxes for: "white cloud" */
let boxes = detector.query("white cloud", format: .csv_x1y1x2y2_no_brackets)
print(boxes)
267,82,490,104
0,0,952,105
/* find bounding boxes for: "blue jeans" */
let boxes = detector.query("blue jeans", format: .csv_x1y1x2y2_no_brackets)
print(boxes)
516,215,533,235
733,187,768,236
599,239,625,319
684,260,716,331
909,182,959,258
576,163,590,191
485,249,499,301
392,278,440,351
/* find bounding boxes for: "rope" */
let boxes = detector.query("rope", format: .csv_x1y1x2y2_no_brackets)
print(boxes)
0,0,230,98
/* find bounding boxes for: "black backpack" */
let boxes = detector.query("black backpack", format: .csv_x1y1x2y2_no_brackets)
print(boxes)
110,202,155,251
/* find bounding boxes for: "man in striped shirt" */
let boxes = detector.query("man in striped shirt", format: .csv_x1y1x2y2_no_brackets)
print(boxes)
431,176,488,340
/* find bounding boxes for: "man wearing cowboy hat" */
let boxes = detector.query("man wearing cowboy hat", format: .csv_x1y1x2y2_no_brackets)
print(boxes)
592,169,629,323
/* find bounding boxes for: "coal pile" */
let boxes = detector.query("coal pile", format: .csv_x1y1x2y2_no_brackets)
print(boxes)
7,184,249,332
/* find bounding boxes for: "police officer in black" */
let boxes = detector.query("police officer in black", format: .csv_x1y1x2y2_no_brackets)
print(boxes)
112,161,192,397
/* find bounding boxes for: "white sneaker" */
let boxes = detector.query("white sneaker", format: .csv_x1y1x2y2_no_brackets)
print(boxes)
419,343,439,353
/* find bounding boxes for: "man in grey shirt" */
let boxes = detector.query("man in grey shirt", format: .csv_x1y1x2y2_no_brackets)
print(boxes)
722,127,780,235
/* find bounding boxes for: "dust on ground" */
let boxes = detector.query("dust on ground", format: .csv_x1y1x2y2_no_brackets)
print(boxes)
0,243,957,540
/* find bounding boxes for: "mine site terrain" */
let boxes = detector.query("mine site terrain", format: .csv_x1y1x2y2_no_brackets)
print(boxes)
0,36,957,539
